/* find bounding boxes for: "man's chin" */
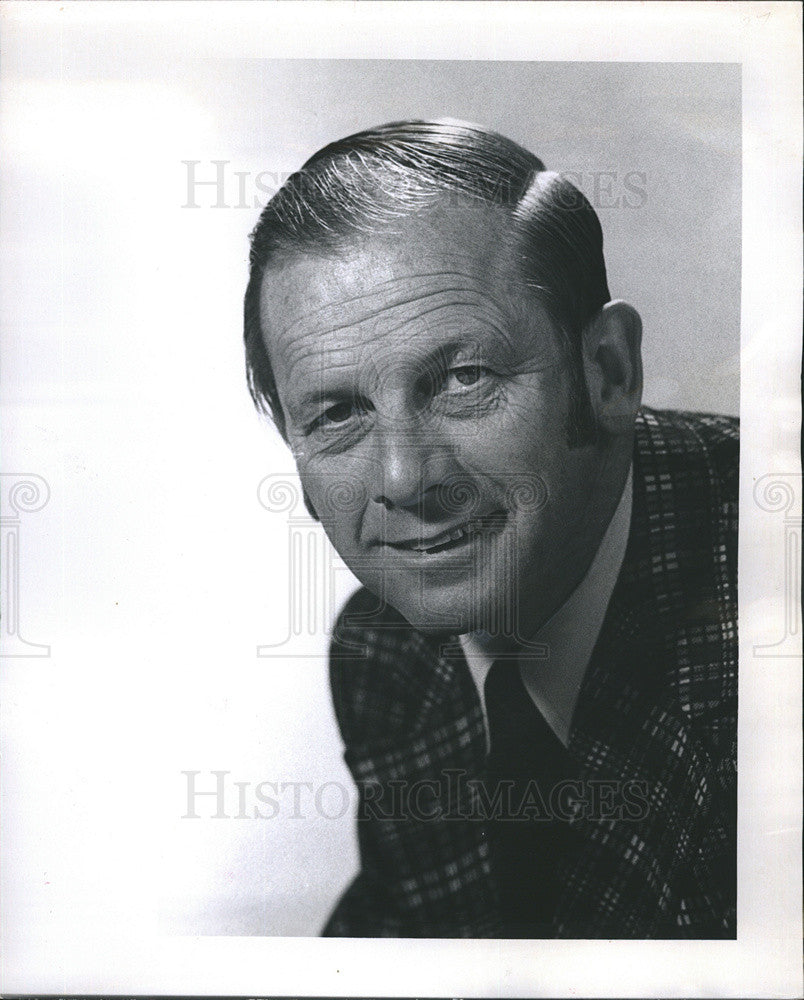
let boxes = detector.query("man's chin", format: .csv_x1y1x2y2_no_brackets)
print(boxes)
382,592,496,639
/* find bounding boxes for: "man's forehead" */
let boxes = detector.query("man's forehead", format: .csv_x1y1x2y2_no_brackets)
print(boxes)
259,202,525,359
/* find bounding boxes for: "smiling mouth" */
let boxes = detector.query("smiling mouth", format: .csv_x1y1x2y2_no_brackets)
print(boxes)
387,512,508,555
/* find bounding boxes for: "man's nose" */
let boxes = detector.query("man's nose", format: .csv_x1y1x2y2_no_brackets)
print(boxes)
369,421,453,512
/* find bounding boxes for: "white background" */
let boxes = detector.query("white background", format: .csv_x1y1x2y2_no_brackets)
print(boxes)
1,1,801,997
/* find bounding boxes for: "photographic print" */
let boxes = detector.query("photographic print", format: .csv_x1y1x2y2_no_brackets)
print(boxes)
1,2,800,997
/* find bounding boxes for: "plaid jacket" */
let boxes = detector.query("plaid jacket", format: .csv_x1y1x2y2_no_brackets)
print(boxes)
322,408,738,938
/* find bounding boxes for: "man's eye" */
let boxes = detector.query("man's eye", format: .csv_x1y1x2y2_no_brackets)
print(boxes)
310,401,360,432
444,365,491,390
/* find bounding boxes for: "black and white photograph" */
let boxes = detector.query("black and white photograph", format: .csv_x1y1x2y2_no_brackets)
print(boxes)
1,1,801,996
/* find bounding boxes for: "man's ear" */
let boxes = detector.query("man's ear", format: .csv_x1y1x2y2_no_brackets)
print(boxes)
581,300,643,436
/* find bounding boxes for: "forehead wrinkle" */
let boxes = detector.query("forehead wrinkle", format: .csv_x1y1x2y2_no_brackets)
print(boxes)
273,262,514,348
271,267,511,344
343,293,509,345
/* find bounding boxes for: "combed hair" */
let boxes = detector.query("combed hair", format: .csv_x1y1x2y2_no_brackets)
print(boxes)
244,119,609,444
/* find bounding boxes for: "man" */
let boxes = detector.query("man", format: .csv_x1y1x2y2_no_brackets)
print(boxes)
243,120,738,938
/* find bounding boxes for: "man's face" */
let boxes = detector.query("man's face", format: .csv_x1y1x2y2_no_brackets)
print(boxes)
261,203,614,637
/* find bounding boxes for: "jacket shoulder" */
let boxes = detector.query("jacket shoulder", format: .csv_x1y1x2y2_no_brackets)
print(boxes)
630,407,739,740
328,587,434,747
635,407,739,490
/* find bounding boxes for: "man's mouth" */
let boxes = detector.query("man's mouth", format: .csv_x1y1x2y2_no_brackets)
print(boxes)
386,512,507,555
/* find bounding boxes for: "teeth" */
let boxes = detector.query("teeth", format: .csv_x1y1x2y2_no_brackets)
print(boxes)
407,518,487,552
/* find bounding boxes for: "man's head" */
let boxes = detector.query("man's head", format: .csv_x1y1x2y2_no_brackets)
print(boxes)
245,120,642,637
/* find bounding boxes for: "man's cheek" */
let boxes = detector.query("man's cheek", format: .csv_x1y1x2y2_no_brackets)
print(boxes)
300,485,319,521
301,459,371,518
308,494,361,559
